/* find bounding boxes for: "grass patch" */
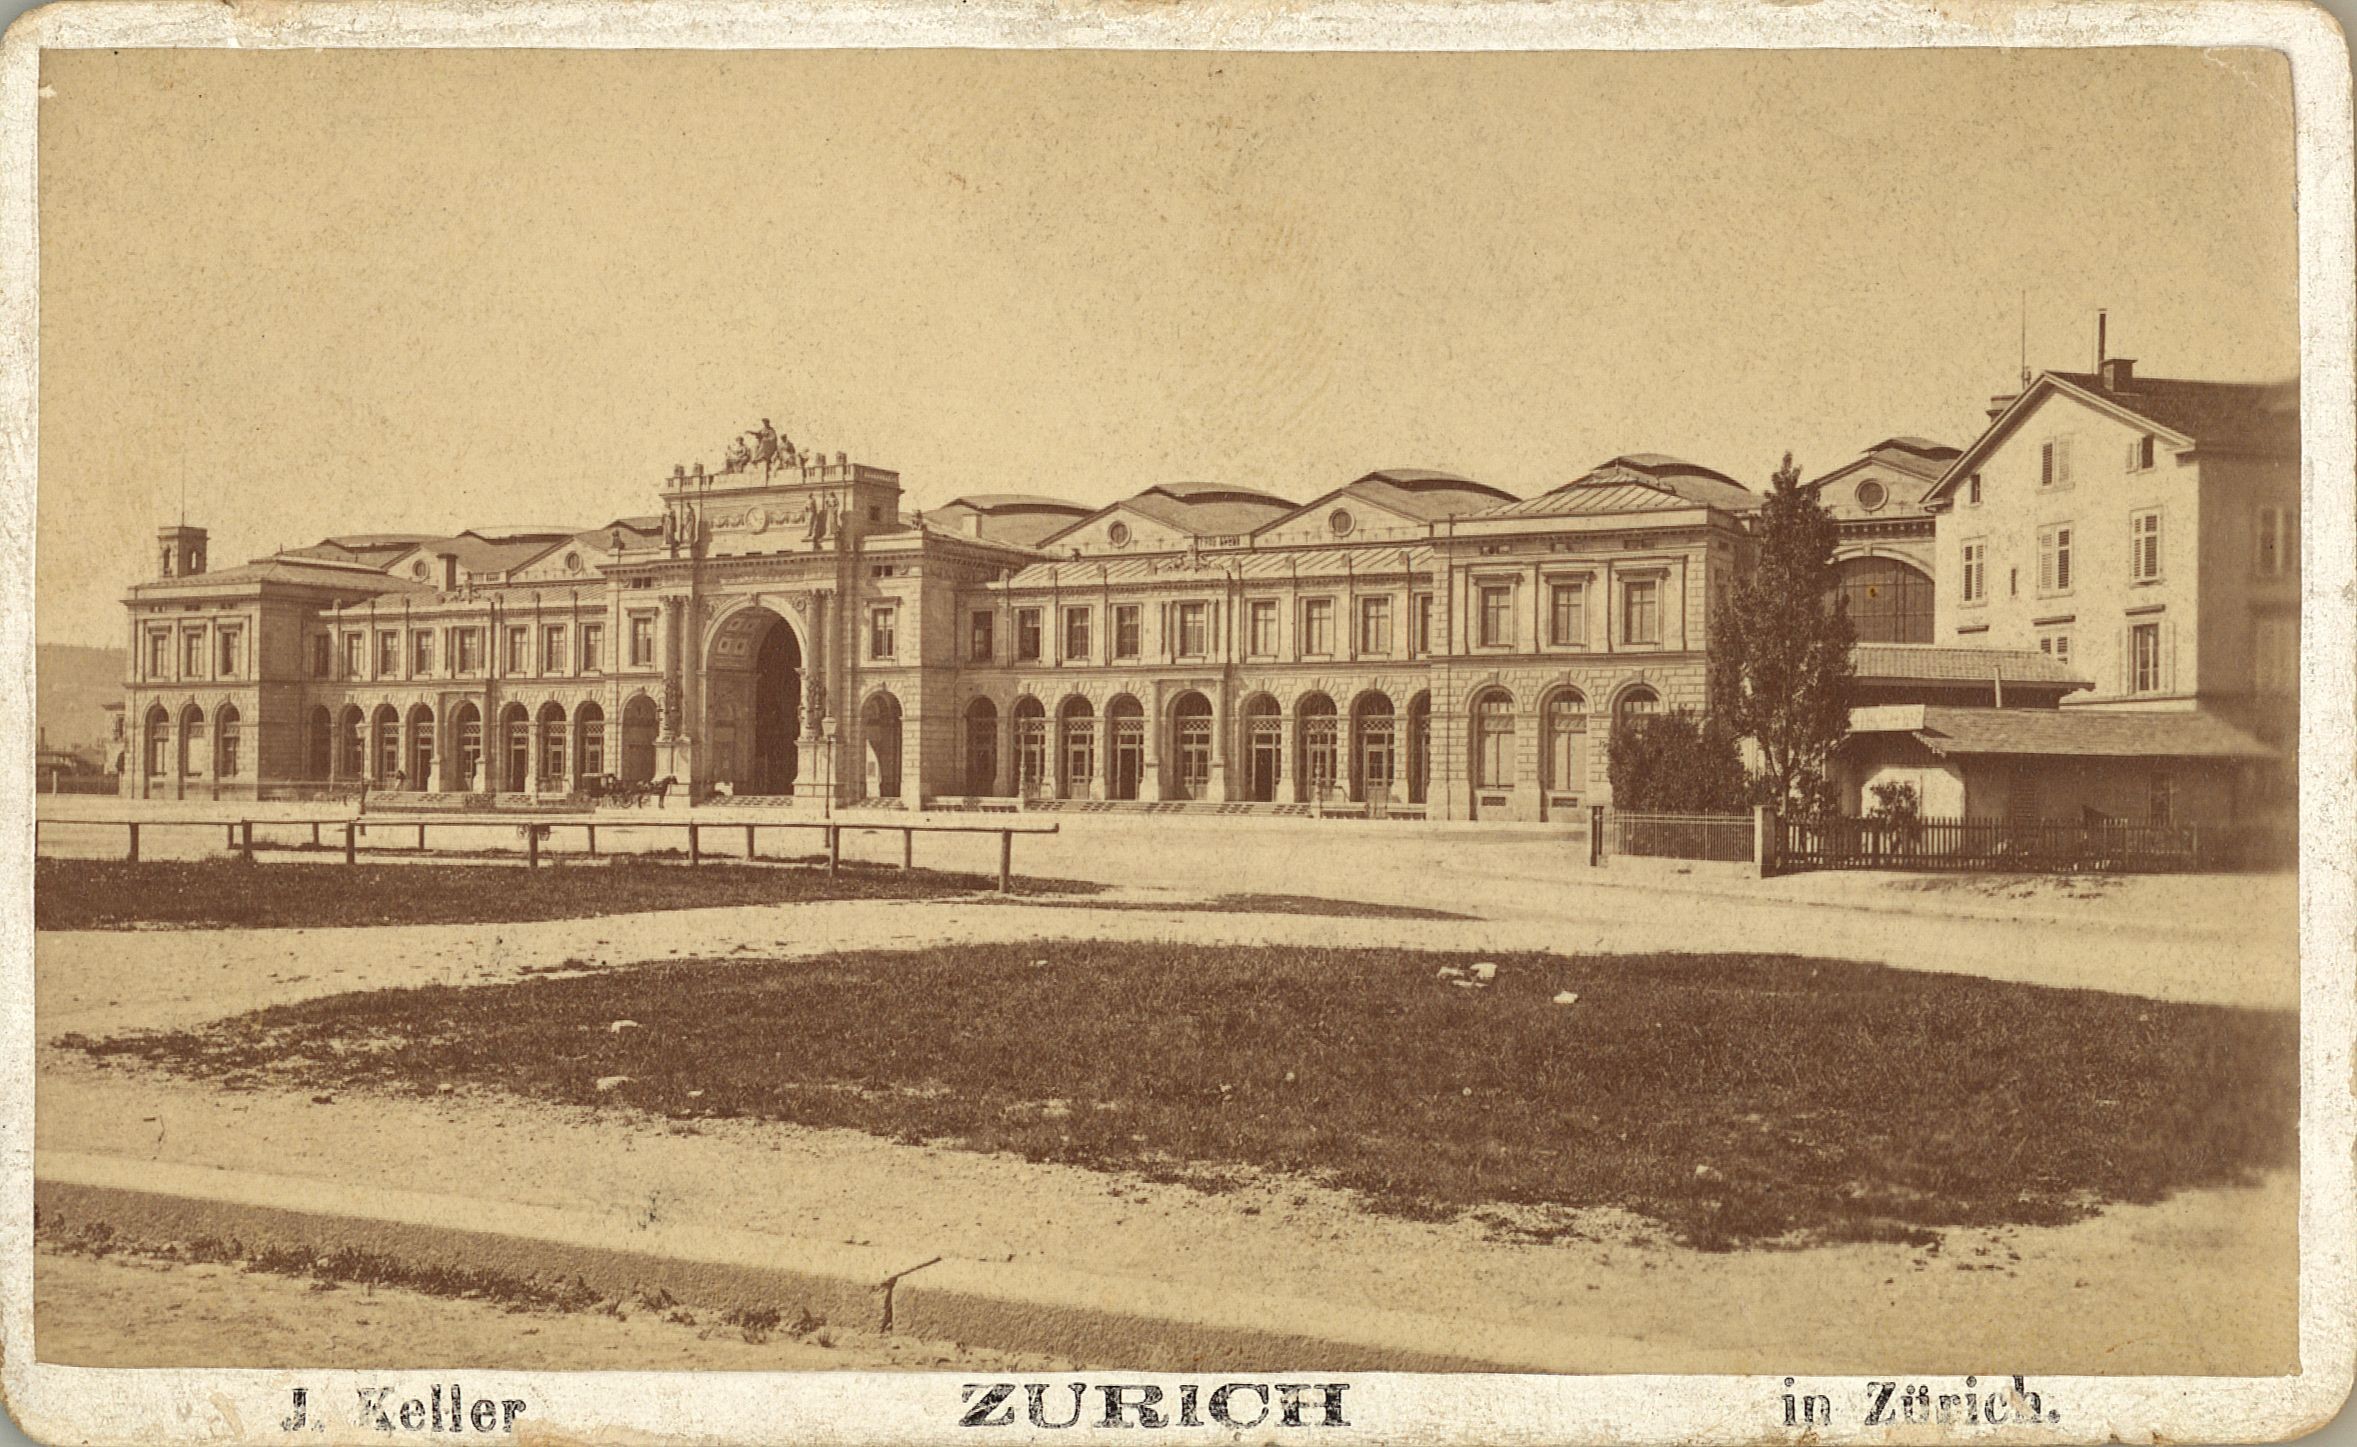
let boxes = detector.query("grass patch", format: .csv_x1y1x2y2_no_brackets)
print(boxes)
68,944,2297,1248
35,856,1099,931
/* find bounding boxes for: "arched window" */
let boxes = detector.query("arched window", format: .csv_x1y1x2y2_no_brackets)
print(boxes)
1170,692,1213,800
1012,697,1048,796
1058,697,1097,798
1106,696,1145,801
338,706,365,779
179,706,207,779
215,704,242,779
1352,693,1396,801
501,705,531,791
539,703,568,787
1405,692,1432,805
1831,556,1934,644
1472,691,1516,789
408,704,437,788
1297,694,1338,802
374,705,401,781
965,698,999,796
1615,685,1662,737
573,701,603,782
618,696,655,783
454,702,486,789
1543,691,1588,797
1241,695,1282,803
145,705,171,779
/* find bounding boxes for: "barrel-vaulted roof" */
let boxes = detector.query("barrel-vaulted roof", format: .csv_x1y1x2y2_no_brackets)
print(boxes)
1471,454,1754,520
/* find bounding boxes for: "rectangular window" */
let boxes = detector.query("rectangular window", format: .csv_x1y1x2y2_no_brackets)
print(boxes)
969,611,994,663
2254,614,2299,697
2130,621,2163,694
1967,473,1983,505
2255,505,2294,577
1411,594,1433,655
579,623,602,673
149,630,171,679
457,628,484,674
2038,631,2072,666
1960,540,1987,603
1548,581,1587,647
341,633,362,679
1176,601,1209,657
1061,606,1091,662
1248,599,1278,656
309,633,330,678
1358,595,1393,654
184,630,207,678
2037,525,2074,594
2127,434,2156,472
1477,584,1512,647
215,627,241,678
504,625,529,673
2130,510,2162,582
869,606,898,661
1622,578,1661,645
2039,436,2073,487
378,630,400,676
1114,604,1142,660
1016,608,1043,661
1300,598,1334,656
543,624,568,673
413,630,436,676
628,616,654,668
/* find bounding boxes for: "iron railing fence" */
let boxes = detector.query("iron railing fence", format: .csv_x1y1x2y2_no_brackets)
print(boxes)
1609,810,1755,863
1781,814,2294,873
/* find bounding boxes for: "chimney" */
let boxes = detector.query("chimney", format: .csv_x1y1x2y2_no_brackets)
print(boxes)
157,524,207,578
2101,356,2136,391
1986,393,2018,420
437,550,460,591
2097,308,2108,368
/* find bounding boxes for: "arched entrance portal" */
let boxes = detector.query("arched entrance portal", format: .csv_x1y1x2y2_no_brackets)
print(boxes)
707,606,803,795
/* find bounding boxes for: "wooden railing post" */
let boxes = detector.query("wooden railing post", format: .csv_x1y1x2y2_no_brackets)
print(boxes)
901,828,913,871
1588,804,1605,867
343,822,357,864
828,826,841,875
745,823,757,860
126,822,139,863
527,823,541,870
586,824,597,857
417,822,427,851
998,830,1013,893
688,823,701,866
240,821,254,862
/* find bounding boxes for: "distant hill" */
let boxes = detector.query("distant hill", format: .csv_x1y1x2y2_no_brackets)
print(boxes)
38,644,124,757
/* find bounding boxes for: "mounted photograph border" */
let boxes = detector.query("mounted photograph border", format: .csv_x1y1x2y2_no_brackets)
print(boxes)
0,1,2349,1442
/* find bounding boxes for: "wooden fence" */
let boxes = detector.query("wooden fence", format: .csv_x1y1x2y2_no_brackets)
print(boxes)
1779,813,2291,873
33,815,1061,892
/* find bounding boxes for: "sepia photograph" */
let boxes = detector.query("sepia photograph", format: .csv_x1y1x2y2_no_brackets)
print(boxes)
3,6,2351,1443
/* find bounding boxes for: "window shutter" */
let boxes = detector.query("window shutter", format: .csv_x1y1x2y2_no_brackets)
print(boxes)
2040,443,2054,486
2117,628,2130,694
2162,620,2178,693
2058,437,2073,483
2038,533,2055,592
2127,439,2140,471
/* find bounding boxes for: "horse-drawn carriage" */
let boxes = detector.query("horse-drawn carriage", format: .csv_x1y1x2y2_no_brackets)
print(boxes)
581,773,677,808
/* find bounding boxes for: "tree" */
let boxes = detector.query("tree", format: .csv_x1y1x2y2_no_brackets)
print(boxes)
1606,707,1750,813
1709,452,1857,808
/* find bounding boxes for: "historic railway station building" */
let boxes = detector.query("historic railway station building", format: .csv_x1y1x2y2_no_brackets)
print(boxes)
118,435,1843,821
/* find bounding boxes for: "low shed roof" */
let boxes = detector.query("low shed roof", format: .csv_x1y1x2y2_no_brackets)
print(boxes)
1846,706,2275,760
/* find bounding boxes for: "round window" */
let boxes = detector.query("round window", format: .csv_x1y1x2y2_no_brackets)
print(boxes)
1107,521,1132,547
410,560,429,579
1329,508,1356,537
564,551,583,572
1855,480,1888,512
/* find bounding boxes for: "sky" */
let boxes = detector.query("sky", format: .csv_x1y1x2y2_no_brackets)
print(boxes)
35,45,2298,646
